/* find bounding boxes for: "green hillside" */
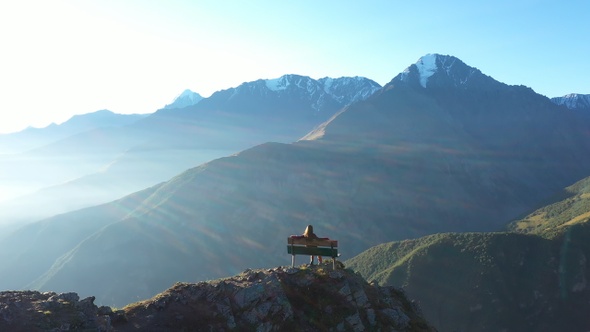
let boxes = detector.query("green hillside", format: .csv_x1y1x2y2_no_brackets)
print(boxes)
509,176,590,238
346,224,590,331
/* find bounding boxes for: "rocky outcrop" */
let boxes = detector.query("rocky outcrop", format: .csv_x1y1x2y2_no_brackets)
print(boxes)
1,265,433,331
116,264,434,331
0,290,123,331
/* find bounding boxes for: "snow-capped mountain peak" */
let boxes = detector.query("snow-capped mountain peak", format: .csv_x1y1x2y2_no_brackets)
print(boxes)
164,89,203,110
215,74,381,115
396,54,485,89
256,75,381,110
319,76,381,104
415,53,438,88
263,75,321,96
551,93,590,111
265,76,292,91
400,54,440,88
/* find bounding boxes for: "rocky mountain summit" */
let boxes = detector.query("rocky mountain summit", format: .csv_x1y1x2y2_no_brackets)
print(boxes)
0,264,434,331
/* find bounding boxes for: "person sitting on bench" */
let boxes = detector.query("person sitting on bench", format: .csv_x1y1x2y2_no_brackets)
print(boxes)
303,224,323,265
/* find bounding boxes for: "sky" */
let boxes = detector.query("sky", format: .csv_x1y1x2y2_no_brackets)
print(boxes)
0,0,588,134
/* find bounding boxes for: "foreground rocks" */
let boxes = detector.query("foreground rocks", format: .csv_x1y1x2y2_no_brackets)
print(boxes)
1,264,434,331
118,264,434,331
0,290,122,331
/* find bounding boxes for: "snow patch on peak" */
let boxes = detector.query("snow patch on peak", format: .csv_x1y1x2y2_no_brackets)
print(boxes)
551,93,590,110
397,54,480,88
265,76,291,91
322,77,334,92
265,78,285,91
416,54,438,88
264,75,321,97
319,76,381,106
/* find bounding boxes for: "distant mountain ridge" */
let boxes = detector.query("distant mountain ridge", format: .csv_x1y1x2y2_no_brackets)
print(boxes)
260,74,381,110
0,110,148,155
0,74,381,224
170,74,381,122
551,93,590,114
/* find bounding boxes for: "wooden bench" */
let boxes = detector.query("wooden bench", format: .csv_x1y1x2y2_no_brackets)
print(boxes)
287,236,339,269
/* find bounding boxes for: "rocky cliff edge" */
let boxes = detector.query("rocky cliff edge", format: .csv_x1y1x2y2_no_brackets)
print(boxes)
1,264,434,331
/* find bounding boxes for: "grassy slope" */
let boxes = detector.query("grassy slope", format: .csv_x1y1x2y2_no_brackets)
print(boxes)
345,175,590,331
509,176,590,238
346,223,590,331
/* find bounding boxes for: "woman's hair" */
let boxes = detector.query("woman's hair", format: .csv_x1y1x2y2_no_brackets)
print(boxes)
303,225,314,237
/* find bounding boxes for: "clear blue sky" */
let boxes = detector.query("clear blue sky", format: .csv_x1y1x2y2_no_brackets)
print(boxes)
0,0,588,133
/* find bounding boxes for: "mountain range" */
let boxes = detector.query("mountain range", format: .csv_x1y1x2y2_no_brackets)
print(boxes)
0,75,380,224
0,110,149,155
2,54,590,330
